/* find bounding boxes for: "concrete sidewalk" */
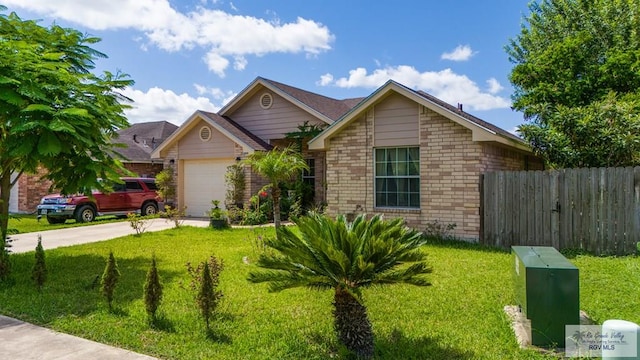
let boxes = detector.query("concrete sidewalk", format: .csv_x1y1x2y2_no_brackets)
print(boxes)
9,218,209,254
0,315,157,359
2,218,210,359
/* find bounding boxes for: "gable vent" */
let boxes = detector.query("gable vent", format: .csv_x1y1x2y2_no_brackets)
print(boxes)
199,126,212,142
260,93,273,109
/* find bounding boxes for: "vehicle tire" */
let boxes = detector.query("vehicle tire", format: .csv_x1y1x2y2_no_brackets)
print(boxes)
141,202,158,216
75,205,96,223
46,216,66,224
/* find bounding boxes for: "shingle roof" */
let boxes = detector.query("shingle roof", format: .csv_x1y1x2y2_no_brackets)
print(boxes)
113,121,178,162
260,77,364,121
413,89,523,143
199,111,273,151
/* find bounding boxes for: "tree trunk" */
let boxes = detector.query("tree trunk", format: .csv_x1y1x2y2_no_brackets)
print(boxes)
272,185,281,229
0,172,12,280
332,287,374,359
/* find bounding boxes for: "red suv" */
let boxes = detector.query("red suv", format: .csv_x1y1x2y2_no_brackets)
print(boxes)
37,177,161,224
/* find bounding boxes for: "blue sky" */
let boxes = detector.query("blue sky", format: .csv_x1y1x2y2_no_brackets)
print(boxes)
3,1,531,132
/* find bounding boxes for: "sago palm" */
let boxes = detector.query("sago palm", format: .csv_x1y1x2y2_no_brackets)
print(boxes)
248,212,432,358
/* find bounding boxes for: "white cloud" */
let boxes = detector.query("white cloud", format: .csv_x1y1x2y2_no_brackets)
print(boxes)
233,56,248,71
441,45,476,61
3,0,334,77
486,78,504,94
121,87,220,125
204,52,230,77
193,84,237,103
321,66,510,111
317,73,334,86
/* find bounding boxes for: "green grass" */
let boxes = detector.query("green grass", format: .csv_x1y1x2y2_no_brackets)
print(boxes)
8,214,122,234
0,227,637,359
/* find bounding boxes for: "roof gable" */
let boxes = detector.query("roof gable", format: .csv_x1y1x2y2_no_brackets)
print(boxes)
150,111,272,159
219,77,362,123
309,80,530,152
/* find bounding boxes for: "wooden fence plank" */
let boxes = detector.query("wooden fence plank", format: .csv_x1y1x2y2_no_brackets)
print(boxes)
481,167,639,255
550,171,560,249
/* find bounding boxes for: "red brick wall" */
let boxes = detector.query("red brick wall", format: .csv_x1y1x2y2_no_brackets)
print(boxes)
124,162,164,178
17,167,53,213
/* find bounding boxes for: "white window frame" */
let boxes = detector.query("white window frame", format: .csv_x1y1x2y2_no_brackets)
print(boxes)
374,147,420,209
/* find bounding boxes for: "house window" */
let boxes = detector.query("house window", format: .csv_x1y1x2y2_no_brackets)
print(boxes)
302,158,315,188
374,147,420,208
297,158,316,204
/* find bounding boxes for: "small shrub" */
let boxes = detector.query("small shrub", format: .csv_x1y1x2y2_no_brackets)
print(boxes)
247,227,271,258
156,167,176,206
241,207,268,225
224,163,245,207
186,256,224,330
101,251,120,310
159,205,186,228
31,235,47,291
127,213,151,236
144,255,163,322
225,204,244,225
424,220,457,241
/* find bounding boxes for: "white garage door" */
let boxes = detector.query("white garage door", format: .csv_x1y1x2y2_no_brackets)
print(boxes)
183,159,235,217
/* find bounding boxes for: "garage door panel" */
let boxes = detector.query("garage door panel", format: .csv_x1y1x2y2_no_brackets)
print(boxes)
183,159,234,217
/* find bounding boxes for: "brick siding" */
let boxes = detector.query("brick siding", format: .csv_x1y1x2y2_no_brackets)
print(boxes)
124,162,164,178
17,167,53,213
324,105,537,241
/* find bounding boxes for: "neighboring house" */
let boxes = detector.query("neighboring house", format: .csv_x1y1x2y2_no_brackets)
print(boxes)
152,77,543,239
112,120,178,177
9,121,177,213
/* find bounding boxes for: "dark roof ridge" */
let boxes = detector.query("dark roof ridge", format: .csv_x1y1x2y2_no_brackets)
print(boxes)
412,89,522,143
259,77,360,121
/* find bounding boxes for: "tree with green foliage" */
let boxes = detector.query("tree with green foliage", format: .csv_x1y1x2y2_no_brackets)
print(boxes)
248,213,432,359
31,235,46,291
284,121,326,151
243,147,309,229
101,252,120,310
195,259,223,331
0,8,134,280
506,0,640,168
155,167,175,207
144,255,163,322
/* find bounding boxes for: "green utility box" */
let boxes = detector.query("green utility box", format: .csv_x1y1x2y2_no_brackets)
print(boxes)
512,246,579,347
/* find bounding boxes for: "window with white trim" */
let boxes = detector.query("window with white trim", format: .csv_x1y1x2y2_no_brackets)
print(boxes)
302,158,315,191
374,147,420,208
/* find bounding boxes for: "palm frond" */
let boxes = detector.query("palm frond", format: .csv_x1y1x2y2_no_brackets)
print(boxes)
247,212,432,294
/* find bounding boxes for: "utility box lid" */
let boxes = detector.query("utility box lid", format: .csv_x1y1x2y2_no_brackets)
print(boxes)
512,246,578,270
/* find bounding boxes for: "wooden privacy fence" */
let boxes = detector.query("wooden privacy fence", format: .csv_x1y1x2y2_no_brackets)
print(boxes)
480,167,640,255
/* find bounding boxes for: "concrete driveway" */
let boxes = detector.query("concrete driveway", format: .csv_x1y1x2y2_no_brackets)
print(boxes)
9,218,210,254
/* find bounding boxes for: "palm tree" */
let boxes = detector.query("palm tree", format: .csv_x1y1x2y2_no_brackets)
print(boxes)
243,146,308,229
248,213,432,358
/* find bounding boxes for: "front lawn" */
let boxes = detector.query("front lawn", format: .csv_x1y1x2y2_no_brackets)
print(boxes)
8,214,122,234
0,226,637,359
